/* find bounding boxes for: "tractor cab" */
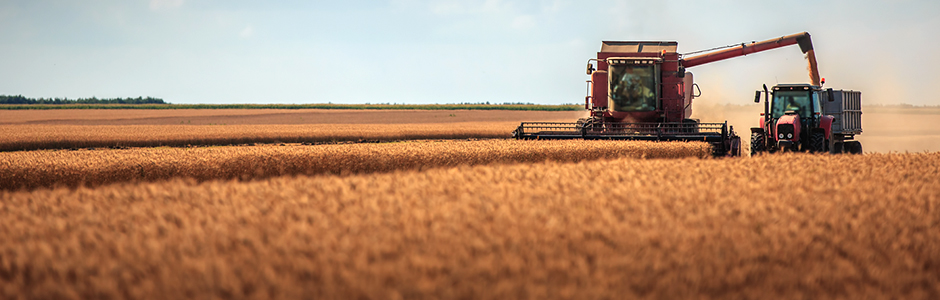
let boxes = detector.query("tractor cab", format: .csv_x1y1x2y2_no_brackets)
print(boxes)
769,85,822,126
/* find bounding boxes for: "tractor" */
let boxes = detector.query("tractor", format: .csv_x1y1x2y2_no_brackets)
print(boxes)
750,83,863,155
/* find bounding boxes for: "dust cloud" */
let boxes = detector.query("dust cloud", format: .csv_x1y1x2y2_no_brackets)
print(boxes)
690,91,762,151
856,106,940,153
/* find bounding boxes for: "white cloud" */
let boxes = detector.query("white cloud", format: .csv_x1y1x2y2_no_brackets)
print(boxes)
540,0,563,13
149,0,183,11
510,15,535,31
480,0,511,14
239,25,254,39
430,1,465,15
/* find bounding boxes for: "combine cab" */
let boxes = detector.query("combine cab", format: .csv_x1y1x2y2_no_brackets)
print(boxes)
514,32,825,157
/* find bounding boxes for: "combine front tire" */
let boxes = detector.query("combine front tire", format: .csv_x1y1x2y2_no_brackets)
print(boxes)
750,132,765,156
682,119,699,134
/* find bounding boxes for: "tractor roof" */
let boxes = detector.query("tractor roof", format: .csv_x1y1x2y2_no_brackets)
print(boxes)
774,83,822,90
601,41,677,53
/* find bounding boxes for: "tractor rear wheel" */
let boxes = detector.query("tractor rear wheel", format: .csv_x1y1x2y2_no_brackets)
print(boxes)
809,131,826,153
750,132,765,156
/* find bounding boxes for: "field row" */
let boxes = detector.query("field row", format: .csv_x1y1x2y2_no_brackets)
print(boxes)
0,140,711,191
0,123,517,151
0,103,582,111
2,152,938,299
0,109,582,125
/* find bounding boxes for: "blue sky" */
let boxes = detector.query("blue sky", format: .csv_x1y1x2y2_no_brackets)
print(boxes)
1,0,938,105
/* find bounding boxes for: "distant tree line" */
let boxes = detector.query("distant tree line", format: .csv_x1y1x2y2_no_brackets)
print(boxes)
0,95,166,105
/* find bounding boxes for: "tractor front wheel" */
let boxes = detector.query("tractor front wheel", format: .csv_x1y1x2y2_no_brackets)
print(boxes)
750,132,765,156
809,131,826,153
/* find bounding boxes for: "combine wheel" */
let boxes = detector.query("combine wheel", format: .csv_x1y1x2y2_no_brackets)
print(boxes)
729,135,741,157
682,119,699,134
578,118,598,131
750,132,765,156
809,131,826,153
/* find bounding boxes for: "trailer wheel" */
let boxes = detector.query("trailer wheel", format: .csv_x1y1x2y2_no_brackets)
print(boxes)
750,132,765,156
809,131,826,153
845,141,863,154
831,141,843,154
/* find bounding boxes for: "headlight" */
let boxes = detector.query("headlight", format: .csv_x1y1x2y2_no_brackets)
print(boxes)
777,124,795,141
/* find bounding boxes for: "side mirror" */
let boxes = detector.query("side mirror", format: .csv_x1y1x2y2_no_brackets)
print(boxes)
754,91,761,103
827,88,834,102
586,62,595,75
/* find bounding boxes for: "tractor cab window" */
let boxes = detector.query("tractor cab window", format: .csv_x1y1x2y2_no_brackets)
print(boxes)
812,92,822,115
608,64,658,112
771,91,813,119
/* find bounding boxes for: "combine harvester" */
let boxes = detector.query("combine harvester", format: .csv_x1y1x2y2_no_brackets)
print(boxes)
513,32,825,157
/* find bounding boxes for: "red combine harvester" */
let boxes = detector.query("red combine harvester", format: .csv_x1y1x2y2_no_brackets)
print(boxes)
512,32,823,157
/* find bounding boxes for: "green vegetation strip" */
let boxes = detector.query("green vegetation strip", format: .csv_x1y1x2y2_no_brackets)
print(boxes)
0,103,581,111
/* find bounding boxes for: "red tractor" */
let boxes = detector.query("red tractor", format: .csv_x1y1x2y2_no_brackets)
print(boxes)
513,32,824,157
751,83,863,154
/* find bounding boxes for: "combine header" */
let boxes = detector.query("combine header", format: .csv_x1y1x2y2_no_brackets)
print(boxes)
513,32,823,157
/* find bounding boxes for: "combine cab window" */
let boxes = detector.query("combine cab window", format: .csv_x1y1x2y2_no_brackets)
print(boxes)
609,64,658,112
771,91,813,119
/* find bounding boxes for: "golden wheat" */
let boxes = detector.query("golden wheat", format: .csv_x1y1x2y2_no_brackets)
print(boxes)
0,123,524,151
1,152,938,299
0,140,711,191
0,108,584,151
0,108,583,125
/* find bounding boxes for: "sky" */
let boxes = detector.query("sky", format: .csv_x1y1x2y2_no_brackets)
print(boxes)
1,0,938,105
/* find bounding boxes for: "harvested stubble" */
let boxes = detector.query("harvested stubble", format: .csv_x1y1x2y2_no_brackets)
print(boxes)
1,152,938,299
0,123,518,151
0,140,711,191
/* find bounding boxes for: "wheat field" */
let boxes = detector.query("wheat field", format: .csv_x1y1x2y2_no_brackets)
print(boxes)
2,108,938,299
0,109,585,151
0,123,519,151
2,150,938,299
0,140,710,191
